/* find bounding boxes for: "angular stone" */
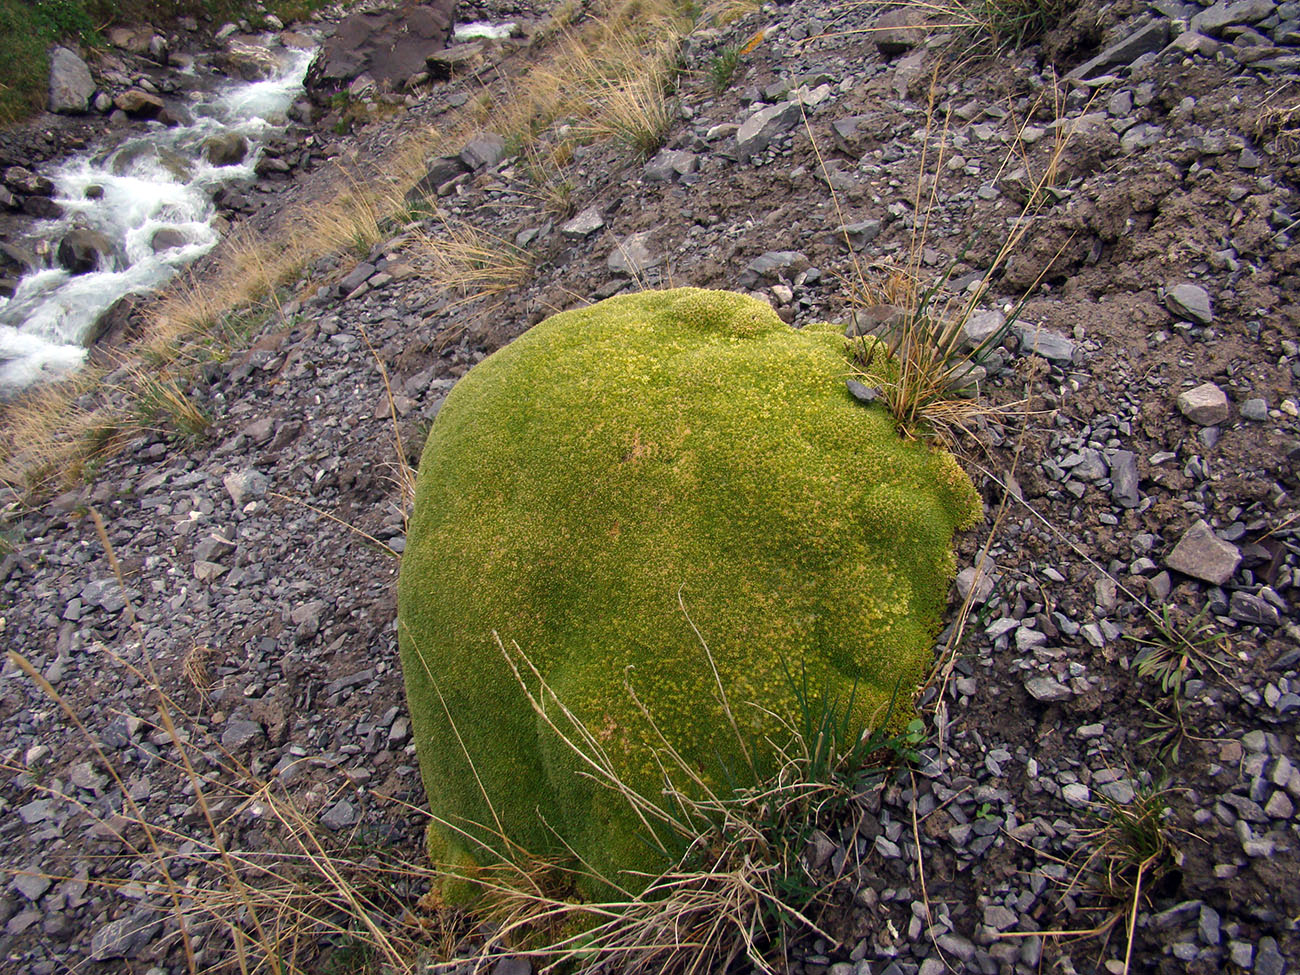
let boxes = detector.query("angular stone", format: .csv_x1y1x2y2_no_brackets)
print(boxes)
1109,450,1140,507
643,148,697,182
220,718,265,752
90,914,159,961
48,47,95,115
1066,19,1171,79
736,100,803,162
962,309,1006,350
831,114,881,154
459,132,506,171
1191,0,1277,36
873,8,923,56
1177,383,1230,425
204,132,249,166
607,231,661,277
955,559,997,603
1013,323,1076,363
320,797,359,830
1024,676,1072,702
113,89,164,118
1230,591,1281,626
223,469,269,506
1166,520,1241,585
1165,283,1213,324
560,205,604,239
836,219,882,251
737,251,810,288
405,156,468,203
846,379,879,404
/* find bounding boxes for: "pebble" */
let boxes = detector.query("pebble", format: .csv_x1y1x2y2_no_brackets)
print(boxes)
1164,283,1214,324
1024,676,1072,702
1177,382,1231,425
1166,519,1242,585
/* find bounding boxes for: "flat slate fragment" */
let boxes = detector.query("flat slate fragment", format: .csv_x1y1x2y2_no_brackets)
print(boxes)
1166,519,1241,585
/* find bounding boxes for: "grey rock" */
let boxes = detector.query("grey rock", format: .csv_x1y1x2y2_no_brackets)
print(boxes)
955,559,998,603
3,166,53,197
11,872,50,902
81,578,127,613
1070,448,1108,481
57,228,117,275
847,303,904,339
1066,19,1171,79
1256,937,1285,975
846,379,879,404
1229,941,1255,968
203,131,249,166
406,156,468,203
736,101,803,162
1241,397,1269,421
1198,904,1221,945
607,231,661,277
1165,283,1214,324
151,228,188,252
223,469,268,506
460,132,507,171
338,261,376,295
1166,520,1241,585
737,251,810,288
1230,591,1281,626
1024,676,1072,702
1264,790,1294,819
836,219,882,251
194,534,236,563
493,958,532,975
1177,382,1230,425
90,913,160,961
321,797,359,830
1109,450,1140,507
1121,123,1163,153
873,8,923,56
1013,323,1076,363
1062,782,1091,806
1192,0,1277,36
560,205,604,239
220,718,265,752
643,148,697,181
48,47,95,114
962,309,1006,350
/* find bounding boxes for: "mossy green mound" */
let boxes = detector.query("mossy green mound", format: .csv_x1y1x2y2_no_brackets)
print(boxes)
397,288,980,898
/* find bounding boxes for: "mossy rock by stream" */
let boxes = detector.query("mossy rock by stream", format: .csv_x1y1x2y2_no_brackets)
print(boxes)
396,287,981,899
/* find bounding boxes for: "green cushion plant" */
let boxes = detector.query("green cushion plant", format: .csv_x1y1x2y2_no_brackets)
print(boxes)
397,287,980,900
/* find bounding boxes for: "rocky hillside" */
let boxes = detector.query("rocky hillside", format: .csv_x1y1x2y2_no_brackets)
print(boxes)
0,0,1298,972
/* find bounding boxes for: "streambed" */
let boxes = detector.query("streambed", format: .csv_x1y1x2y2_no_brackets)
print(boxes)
0,43,316,391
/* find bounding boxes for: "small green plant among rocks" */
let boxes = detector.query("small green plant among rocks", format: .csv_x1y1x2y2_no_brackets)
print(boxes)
397,287,980,905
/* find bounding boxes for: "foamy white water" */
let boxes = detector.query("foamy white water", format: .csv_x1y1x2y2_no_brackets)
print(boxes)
0,44,315,391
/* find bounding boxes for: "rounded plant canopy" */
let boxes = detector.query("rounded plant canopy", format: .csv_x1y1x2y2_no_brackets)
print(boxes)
397,288,980,897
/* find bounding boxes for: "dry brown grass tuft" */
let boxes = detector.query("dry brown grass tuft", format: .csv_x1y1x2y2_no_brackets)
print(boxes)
411,219,535,301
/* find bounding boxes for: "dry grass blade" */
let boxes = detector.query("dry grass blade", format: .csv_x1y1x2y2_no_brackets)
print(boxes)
412,219,534,300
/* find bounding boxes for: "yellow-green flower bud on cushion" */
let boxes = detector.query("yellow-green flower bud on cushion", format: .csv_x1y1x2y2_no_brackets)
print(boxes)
397,288,980,899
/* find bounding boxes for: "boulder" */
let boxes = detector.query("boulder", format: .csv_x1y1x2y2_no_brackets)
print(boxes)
150,228,188,252
306,0,456,101
873,8,924,56
203,132,249,166
215,40,280,81
113,89,164,118
3,167,54,198
48,47,95,115
57,228,117,275
397,288,980,902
